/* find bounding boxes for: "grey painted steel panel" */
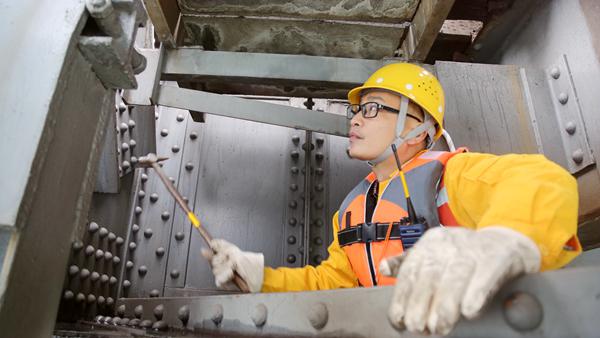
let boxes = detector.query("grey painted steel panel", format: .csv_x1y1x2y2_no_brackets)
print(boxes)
492,0,600,219
0,45,113,338
122,106,189,298
185,114,291,290
164,113,204,289
436,62,539,155
116,265,600,337
95,109,120,193
156,85,350,136
0,1,87,227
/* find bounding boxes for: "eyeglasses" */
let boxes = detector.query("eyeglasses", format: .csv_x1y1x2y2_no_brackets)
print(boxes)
346,102,424,123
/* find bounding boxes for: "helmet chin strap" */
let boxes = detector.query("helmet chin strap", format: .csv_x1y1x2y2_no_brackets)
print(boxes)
367,96,436,167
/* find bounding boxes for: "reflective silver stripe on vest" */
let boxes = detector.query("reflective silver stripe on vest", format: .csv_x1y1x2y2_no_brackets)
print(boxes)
338,158,445,229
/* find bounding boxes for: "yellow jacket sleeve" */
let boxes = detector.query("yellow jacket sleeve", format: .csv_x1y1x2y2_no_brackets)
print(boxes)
261,211,359,292
444,152,581,271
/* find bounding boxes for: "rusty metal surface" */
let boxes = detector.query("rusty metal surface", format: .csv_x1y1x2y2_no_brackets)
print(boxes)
181,16,407,59
177,0,419,23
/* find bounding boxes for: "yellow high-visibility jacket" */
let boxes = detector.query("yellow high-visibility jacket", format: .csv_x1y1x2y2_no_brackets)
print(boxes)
262,152,581,292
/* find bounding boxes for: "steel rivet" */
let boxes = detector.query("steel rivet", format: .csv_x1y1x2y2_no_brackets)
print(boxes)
91,271,100,282
150,289,160,297
140,319,152,328
315,168,324,176
80,269,90,279
291,166,299,174
68,265,80,276
176,114,185,122
120,122,128,132
572,149,584,164
251,304,268,327
150,193,159,202
103,317,112,324
190,132,198,140
129,318,140,326
128,120,136,129
314,237,323,245
104,251,113,261
289,183,298,191
315,201,324,209
558,92,568,104
178,305,190,325
183,196,189,204
153,320,168,331
172,145,180,153
287,236,296,244
308,302,328,329
170,269,180,278
116,236,124,245
292,135,300,144
122,161,131,170
117,305,126,317
130,156,138,165
123,280,131,289
565,121,576,135
87,294,96,304
156,247,166,257
289,200,297,209
119,318,129,325
129,242,137,251
313,255,323,264
316,137,325,146
63,290,74,300
76,293,86,303
144,228,153,238
135,206,143,215
287,254,296,263
134,305,144,318
113,256,121,265
169,176,175,184
95,249,104,260
160,129,169,137
154,304,164,320
550,67,560,79
95,315,104,323
315,219,324,227
108,232,116,242
185,162,194,171
175,232,185,241
109,276,118,285
138,265,148,276
210,304,223,326
315,184,324,192
99,227,109,238
89,222,100,233
100,274,109,284
97,296,106,305
291,150,299,159
118,102,127,113
121,142,130,152
315,152,324,160
111,317,121,325
126,261,134,270
138,190,146,199
106,297,114,306
288,218,297,226
72,241,84,252
503,292,543,332
161,211,170,220
141,173,148,182
129,139,137,148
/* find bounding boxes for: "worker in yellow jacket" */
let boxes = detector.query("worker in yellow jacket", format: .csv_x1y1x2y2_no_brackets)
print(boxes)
202,63,581,335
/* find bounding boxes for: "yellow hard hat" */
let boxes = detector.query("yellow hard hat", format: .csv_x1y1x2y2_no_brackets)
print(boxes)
348,63,445,140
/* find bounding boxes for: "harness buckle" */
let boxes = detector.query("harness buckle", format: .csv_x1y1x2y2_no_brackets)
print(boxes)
360,222,378,243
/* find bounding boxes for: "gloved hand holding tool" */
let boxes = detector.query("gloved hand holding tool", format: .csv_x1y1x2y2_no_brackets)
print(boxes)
138,153,253,293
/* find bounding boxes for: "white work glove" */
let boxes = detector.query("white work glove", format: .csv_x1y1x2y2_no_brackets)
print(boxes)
380,226,540,336
201,239,264,293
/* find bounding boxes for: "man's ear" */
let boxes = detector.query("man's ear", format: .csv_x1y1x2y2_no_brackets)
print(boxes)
406,130,428,145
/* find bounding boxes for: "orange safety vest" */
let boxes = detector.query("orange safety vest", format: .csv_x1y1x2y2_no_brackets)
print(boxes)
337,149,467,287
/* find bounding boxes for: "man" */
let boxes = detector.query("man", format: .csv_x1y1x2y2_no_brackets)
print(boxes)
202,63,581,335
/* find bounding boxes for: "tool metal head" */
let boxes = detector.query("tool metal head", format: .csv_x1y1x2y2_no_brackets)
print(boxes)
137,153,169,167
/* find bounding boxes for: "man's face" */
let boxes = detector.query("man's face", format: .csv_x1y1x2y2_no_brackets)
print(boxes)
347,90,424,161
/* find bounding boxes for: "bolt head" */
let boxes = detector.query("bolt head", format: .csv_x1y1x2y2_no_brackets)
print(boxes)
503,292,543,332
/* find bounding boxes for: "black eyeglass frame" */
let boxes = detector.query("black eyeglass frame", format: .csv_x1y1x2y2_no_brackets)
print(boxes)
346,102,424,123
